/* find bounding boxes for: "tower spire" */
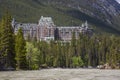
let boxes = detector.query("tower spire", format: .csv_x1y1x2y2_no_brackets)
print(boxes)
85,20,88,28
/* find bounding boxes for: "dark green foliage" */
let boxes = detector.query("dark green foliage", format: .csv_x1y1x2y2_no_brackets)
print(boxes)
15,28,27,70
0,11,16,69
0,10,120,70
26,33,120,69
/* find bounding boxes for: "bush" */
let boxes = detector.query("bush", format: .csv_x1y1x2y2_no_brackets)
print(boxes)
72,56,84,68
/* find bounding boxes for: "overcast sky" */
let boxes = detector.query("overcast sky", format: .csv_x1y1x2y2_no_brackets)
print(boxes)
116,0,120,3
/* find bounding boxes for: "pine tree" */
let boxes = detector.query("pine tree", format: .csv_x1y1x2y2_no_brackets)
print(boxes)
0,17,2,69
0,11,16,69
15,28,27,70
71,32,77,56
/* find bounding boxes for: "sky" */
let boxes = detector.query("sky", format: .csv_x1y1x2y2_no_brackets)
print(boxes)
116,0,120,3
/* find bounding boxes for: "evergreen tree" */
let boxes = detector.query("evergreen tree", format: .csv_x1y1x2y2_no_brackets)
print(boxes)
71,32,77,56
24,32,120,69
0,11,16,69
15,28,27,70
26,42,40,70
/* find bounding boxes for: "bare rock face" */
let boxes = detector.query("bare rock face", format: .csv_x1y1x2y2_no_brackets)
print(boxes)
43,0,120,30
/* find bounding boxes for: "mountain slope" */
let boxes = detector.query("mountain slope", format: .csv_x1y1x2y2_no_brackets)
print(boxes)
0,0,120,34
0,0,83,25
43,0,120,30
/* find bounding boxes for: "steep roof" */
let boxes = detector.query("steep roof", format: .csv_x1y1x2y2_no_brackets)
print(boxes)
15,23,37,31
38,16,55,27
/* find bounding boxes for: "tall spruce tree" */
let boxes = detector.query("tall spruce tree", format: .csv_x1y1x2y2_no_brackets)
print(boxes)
15,28,27,70
0,11,16,69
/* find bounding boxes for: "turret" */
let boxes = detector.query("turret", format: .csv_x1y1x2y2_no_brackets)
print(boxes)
11,18,17,32
84,21,88,29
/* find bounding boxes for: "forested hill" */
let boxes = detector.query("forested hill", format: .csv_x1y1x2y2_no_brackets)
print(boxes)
0,0,120,34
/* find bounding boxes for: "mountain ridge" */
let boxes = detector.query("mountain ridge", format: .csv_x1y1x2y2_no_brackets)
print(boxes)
44,0,120,29
0,0,120,34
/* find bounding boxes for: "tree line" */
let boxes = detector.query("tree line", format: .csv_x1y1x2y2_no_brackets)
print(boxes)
26,33,120,69
0,12,120,70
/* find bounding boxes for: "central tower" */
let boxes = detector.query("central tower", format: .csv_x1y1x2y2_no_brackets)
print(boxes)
37,16,55,41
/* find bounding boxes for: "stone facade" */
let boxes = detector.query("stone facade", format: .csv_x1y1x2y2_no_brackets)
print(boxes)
37,16,55,41
12,18,38,40
12,16,93,41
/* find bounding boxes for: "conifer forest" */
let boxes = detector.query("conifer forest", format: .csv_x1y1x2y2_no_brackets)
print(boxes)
0,12,120,70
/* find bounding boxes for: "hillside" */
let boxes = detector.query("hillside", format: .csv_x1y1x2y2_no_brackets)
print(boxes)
0,0,120,34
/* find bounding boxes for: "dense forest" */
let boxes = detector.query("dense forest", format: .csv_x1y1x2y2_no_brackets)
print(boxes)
0,12,120,70
26,33,120,69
